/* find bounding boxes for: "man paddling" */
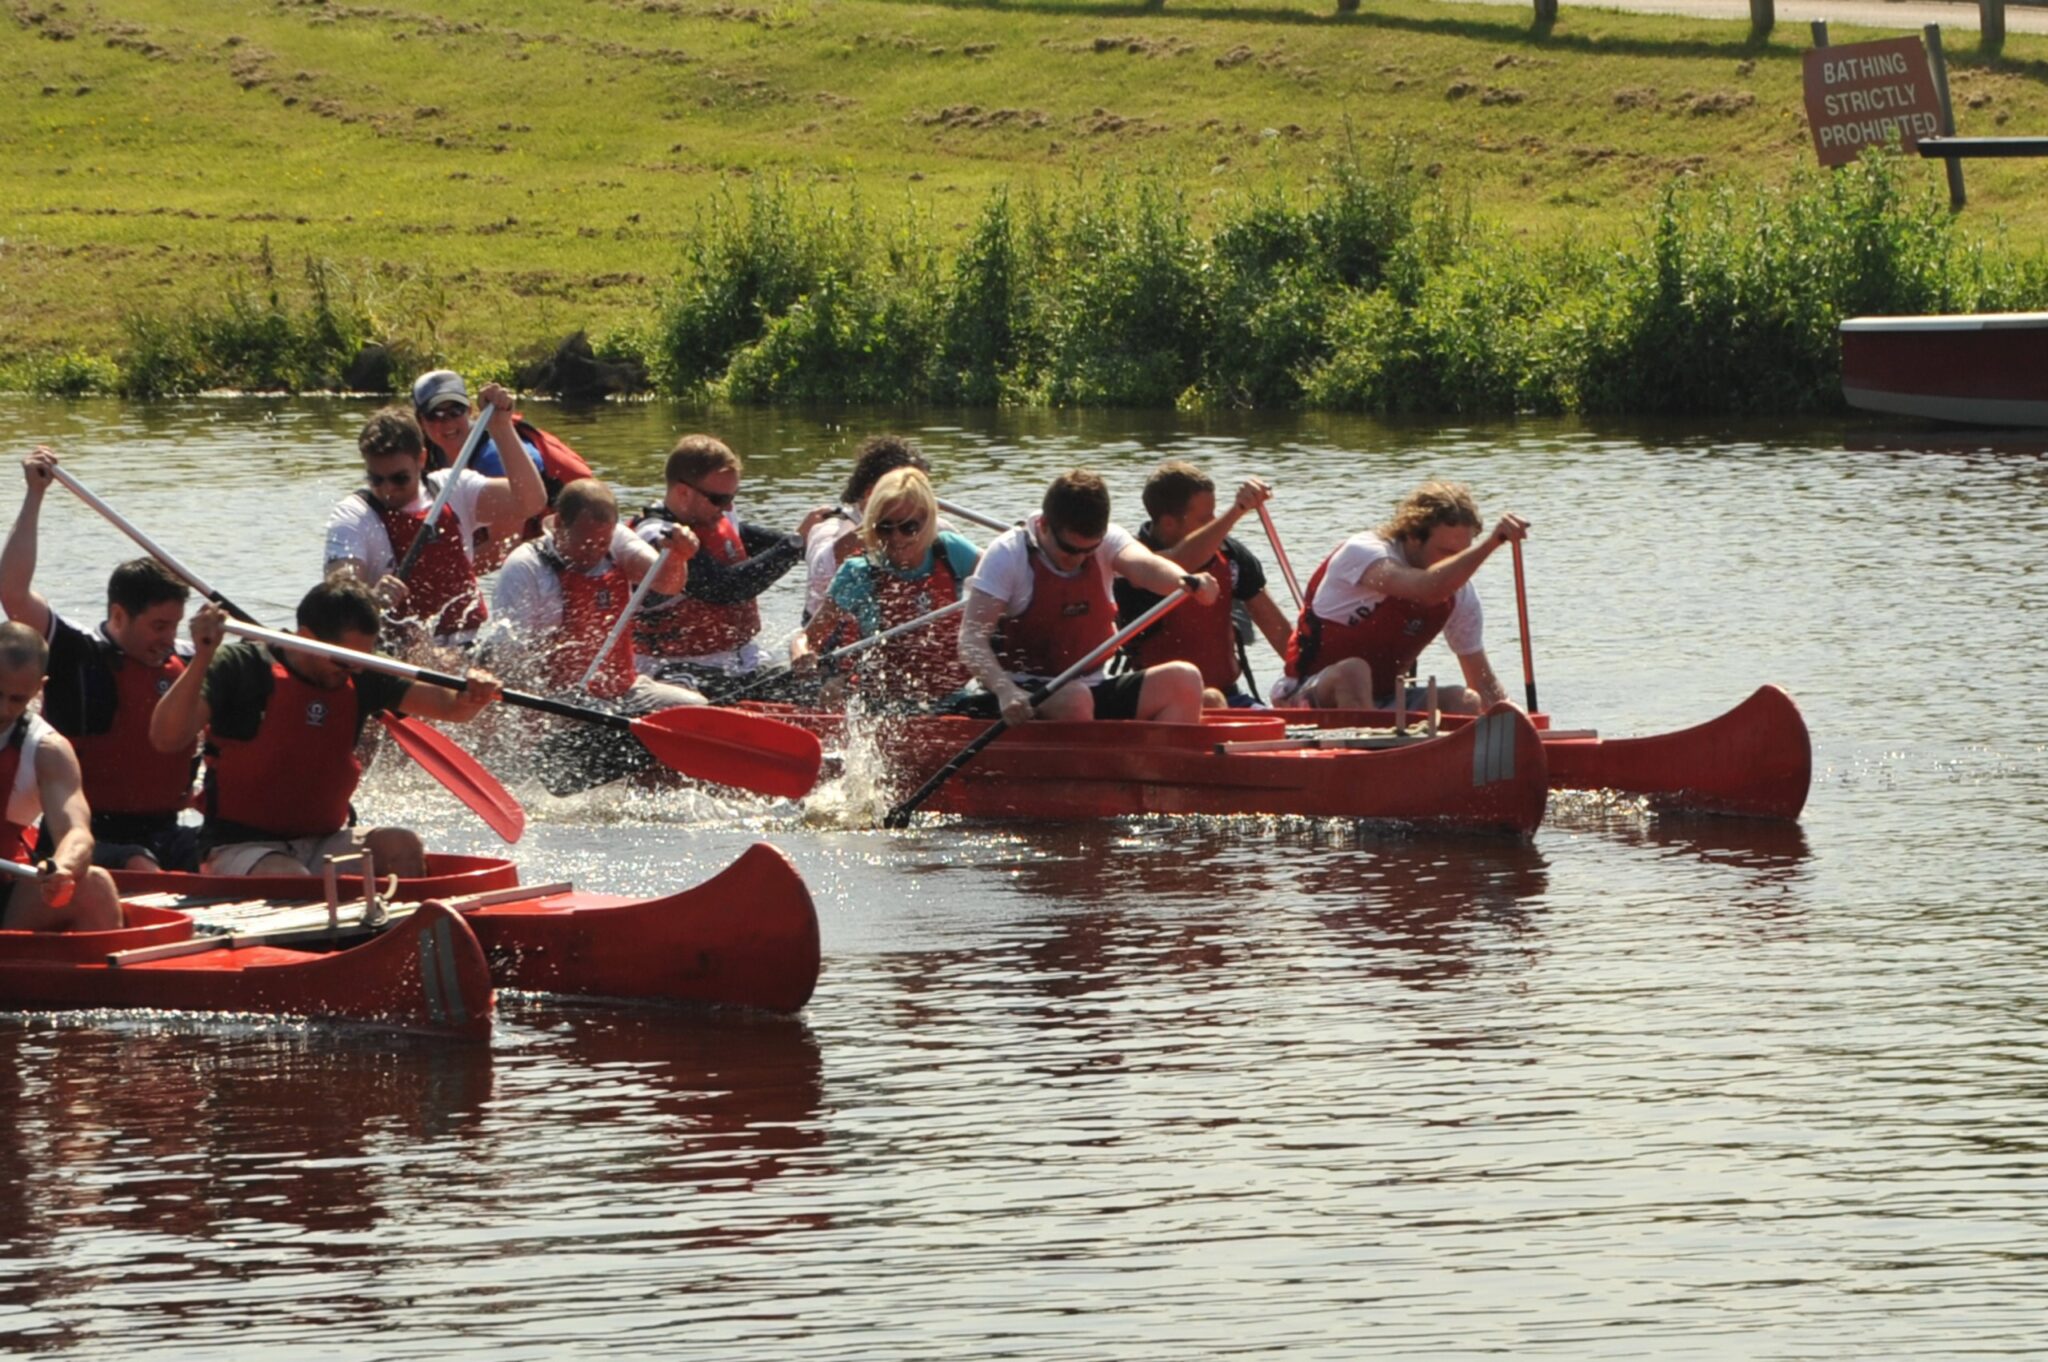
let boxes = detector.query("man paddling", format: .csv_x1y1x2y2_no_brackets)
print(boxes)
149,578,503,878
1273,480,1529,714
0,621,124,931
413,369,595,564
958,469,1219,725
324,398,546,649
1113,461,1292,707
2,448,201,871
630,435,831,693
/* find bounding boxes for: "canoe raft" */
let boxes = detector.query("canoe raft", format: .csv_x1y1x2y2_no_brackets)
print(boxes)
112,842,822,1016
773,699,1551,836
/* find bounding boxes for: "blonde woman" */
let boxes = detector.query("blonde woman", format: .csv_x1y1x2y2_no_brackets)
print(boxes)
793,468,979,705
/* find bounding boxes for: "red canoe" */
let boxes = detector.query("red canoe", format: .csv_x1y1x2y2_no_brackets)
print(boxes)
113,842,821,1014
777,700,1549,835
1283,685,1812,820
0,901,492,1039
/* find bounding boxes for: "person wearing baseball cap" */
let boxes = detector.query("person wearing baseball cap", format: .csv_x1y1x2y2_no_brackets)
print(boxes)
411,369,594,567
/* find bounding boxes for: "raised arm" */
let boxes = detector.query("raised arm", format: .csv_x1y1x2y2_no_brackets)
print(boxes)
620,521,695,593
1363,514,1529,605
1,449,59,636
1112,539,1219,606
468,382,549,531
1161,477,1270,570
150,602,221,753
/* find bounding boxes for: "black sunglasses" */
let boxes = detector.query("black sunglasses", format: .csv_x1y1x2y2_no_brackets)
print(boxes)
423,403,469,422
366,469,417,487
687,481,736,510
1050,526,1102,556
875,517,924,538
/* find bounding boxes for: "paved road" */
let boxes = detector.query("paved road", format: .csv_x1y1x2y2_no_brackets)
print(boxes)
1463,0,2048,35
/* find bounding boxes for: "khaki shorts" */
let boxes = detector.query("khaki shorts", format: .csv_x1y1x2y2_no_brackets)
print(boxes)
202,829,364,878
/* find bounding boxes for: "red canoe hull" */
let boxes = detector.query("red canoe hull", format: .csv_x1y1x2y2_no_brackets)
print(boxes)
1840,312,2048,427
780,701,1549,835
112,843,821,1014
1293,686,1812,820
0,902,492,1039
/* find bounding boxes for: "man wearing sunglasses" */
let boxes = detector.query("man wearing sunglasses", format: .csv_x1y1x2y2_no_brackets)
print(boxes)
959,469,1220,726
629,434,833,693
324,399,546,650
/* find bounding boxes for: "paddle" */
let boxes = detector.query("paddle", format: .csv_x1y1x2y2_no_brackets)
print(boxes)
220,620,823,800
0,858,54,882
578,541,672,692
1510,539,1538,714
48,465,525,843
934,497,1015,535
882,583,1196,829
393,400,496,581
1256,503,1306,611
714,597,970,704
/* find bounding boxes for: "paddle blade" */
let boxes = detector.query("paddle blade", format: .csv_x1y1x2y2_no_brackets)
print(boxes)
379,715,525,843
629,706,824,799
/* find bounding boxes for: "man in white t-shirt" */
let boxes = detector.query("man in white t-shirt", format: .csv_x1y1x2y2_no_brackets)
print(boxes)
323,389,546,648
1273,480,1528,714
959,469,1218,725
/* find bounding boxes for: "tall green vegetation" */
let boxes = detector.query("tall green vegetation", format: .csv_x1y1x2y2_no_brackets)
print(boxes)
646,150,2046,415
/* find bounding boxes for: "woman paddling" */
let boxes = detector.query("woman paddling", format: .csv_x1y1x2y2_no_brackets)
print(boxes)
793,469,979,709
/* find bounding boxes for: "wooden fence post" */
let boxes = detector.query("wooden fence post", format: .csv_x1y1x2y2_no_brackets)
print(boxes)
1925,24,1967,209
1981,0,2005,55
1750,0,1775,41
1810,19,1828,49
1534,0,1557,28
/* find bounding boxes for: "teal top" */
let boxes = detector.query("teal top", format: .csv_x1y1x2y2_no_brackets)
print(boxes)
825,531,981,634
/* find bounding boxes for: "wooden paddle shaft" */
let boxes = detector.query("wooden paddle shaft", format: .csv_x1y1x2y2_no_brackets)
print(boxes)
1511,539,1538,714
934,497,1015,534
1256,503,1305,611
49,466,259,622
0,858,52,882
220,619,637,732
821,597,968,663
394,400,497,580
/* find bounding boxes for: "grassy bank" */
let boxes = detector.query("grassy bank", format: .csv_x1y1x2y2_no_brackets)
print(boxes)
6,0,2048,408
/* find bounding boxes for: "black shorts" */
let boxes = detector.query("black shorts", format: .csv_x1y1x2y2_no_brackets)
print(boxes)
949,673,1148,721
39,814,202,873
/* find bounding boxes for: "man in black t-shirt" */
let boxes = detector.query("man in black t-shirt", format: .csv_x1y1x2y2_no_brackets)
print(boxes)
150,579,501,879
1,447,202,870
1112,461,1293,706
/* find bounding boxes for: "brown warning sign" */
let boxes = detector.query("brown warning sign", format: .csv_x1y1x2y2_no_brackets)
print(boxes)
1803,37,1944,167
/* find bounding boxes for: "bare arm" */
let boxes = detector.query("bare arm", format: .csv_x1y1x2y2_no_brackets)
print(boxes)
958,587,1034,725
34,735,96,888
1362,514,1529,606
150,602,222,753
468,383,549,531
1160,478,1270,570
801,598,853,656
1,449,59,636
1113,539,1219,606
622,523,696,593
1457,649,1510,708
395,667,502,724
1248,590,1292,658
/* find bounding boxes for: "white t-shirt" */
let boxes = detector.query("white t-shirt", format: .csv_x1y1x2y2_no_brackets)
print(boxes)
484,524,650,639
1310,531,1484,656
803,508,861,620
965,517,1137,683
323,470,492,578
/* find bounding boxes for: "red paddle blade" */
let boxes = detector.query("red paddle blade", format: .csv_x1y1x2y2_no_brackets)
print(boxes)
379,715,526,843
629,706,823,799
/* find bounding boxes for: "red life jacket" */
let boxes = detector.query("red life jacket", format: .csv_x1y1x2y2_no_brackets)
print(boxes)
538,542,638,699
204,659,364,840
1283,551,1453,687
994,540,1115,678
518,418,594,499
862,550,968,699
1123,546,1238,689
0,714,50,864
630,510,761,660
358,478,487,639
64,646,194,817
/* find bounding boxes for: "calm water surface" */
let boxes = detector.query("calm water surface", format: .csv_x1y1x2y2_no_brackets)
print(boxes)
1,400,2044,1358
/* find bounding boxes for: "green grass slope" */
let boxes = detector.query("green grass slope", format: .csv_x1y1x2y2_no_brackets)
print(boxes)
6,0,2048,372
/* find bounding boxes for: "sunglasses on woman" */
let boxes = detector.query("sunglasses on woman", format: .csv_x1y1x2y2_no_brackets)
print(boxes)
423,404,469,422
875,517,924,539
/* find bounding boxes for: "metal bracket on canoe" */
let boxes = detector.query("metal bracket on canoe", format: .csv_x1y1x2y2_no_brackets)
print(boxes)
322,851,396,936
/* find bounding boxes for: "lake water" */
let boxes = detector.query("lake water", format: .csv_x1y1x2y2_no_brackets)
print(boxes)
2,399,2044,1359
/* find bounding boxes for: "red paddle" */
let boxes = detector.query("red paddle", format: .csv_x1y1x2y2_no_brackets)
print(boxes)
48,466,526,842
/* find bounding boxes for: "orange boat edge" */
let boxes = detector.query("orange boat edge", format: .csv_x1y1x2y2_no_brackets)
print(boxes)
112,841,821,1015
1289,685,1813,821
0,900,493,1040
751,699,1550,837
